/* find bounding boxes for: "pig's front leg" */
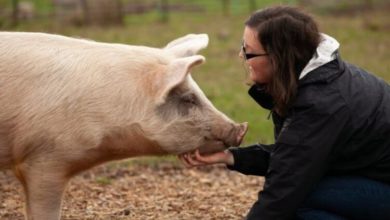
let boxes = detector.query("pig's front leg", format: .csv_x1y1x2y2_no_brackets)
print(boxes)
14,161,69,220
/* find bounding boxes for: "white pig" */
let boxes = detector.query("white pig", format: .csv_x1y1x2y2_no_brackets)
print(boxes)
0,32,248,220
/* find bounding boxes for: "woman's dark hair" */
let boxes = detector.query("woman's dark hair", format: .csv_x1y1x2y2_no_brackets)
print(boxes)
246,6,321,116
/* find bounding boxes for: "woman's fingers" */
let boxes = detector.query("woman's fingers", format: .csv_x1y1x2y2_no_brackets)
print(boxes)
194,150,216,163
178,154,195,168
185,153,207,166
194,149,226,164
178,153,205,167
178,149,230,168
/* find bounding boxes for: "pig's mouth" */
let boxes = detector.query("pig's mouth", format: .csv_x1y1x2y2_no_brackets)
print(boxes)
217,138,230,148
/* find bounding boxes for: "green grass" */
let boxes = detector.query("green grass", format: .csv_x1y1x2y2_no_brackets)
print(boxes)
95,176,113,185
1,2,389,148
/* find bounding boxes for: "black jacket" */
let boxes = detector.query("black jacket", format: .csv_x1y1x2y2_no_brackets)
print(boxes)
227,56,390,220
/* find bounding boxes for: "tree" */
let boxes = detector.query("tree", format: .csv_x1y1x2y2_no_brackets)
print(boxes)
11,0,18,26
221,0,230,17
53,0,123,26
84,0,123,26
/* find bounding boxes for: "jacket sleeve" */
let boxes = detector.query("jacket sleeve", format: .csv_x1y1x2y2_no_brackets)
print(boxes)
226,144,271,176
246,100,350,220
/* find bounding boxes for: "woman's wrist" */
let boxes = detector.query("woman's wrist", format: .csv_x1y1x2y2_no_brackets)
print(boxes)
224,149,235,166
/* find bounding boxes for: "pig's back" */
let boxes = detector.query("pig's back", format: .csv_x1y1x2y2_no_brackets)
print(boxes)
0,32,167,94
0,32,116,118
0,32,157,105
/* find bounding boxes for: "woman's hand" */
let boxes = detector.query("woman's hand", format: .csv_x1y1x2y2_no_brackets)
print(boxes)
178,149,234,168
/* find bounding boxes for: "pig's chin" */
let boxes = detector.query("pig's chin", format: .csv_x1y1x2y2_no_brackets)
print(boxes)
197,140,229,155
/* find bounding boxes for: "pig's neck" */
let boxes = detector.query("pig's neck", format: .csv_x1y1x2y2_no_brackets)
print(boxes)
99,123,167,158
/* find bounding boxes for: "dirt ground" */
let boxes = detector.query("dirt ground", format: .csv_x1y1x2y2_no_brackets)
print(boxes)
0,160,264,220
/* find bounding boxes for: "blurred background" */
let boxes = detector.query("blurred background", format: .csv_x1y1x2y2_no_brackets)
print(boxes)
0,0,389,145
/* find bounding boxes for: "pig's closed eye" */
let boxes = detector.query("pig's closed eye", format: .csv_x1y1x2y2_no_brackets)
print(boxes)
181,94,198,105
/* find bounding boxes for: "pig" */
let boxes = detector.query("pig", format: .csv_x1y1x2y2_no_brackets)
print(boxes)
0,32,248,220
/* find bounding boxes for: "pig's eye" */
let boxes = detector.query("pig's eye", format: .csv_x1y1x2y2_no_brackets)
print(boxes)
181,93,198,106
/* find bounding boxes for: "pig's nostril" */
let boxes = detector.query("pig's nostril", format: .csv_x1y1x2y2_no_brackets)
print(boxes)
235,122,248,145
240,122,248,136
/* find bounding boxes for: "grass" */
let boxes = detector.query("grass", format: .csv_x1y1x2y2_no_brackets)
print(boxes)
1,1,389,149
95,176,113,185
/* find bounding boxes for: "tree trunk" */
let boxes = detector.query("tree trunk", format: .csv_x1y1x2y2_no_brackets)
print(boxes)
11,0,19,26
84,0,123,26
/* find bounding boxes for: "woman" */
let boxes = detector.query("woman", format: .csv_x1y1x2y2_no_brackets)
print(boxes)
179,6,390,220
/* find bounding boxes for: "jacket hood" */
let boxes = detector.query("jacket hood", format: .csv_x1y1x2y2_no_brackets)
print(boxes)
299,33,340,80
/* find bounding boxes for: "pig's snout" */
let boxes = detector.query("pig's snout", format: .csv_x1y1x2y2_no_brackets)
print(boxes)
222,122,248,147
235,122,248,146
198,122,248,155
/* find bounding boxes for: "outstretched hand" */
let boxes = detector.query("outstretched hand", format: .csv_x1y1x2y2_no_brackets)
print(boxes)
178,149,234,168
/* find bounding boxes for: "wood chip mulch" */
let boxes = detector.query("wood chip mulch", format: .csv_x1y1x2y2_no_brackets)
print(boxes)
0,160,264,220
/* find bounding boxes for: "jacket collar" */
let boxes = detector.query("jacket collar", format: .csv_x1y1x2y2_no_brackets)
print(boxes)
298,55,345,87
248,84,274,110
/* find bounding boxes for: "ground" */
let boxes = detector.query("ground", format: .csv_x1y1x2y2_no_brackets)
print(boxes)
0,160,264,220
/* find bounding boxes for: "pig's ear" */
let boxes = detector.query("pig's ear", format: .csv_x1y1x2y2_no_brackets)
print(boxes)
157,55,205,103
164,34,209,58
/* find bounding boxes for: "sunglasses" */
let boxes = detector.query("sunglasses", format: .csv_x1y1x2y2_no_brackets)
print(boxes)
241,42,268,60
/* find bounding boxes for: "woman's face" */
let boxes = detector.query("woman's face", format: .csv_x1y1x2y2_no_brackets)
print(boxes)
240,26,272,84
